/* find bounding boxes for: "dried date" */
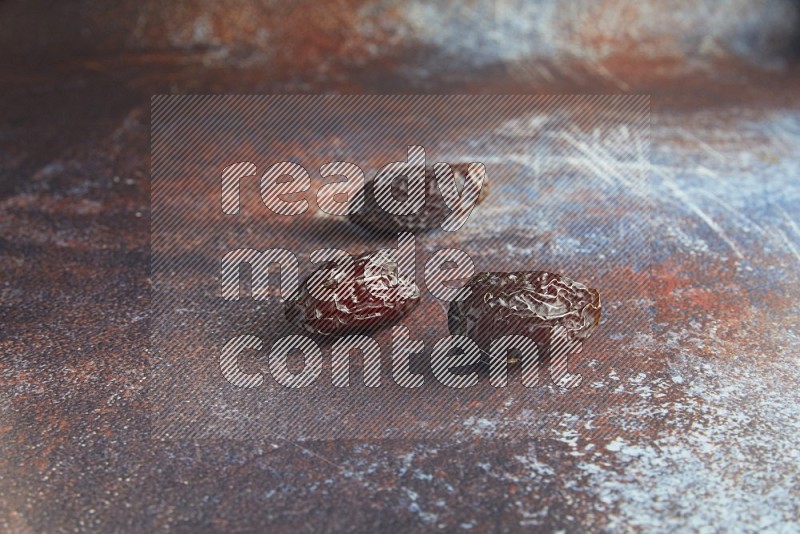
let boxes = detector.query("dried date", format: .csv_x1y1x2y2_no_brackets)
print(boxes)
285,250,420,336
349,163,488,235
448,271,601,361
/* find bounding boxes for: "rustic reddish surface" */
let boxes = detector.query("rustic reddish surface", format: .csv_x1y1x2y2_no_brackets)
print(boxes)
2,1,800,531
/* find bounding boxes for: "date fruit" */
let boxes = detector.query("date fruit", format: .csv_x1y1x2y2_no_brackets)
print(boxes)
349,163,488,234
448,271,601,361
285,250,421,336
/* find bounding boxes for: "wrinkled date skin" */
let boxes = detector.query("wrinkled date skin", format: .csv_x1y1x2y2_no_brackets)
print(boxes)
448,271,601,360
285,250,421,336
349,164,488,235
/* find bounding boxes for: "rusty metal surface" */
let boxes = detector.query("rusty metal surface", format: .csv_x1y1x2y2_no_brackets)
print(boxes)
2,1,800,532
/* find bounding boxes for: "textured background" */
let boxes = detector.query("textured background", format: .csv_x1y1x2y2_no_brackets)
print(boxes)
1,0,800,531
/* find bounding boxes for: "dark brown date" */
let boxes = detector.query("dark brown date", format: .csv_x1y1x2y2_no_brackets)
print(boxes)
285,250,420,336
448,271,601,359
349,163,488,235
